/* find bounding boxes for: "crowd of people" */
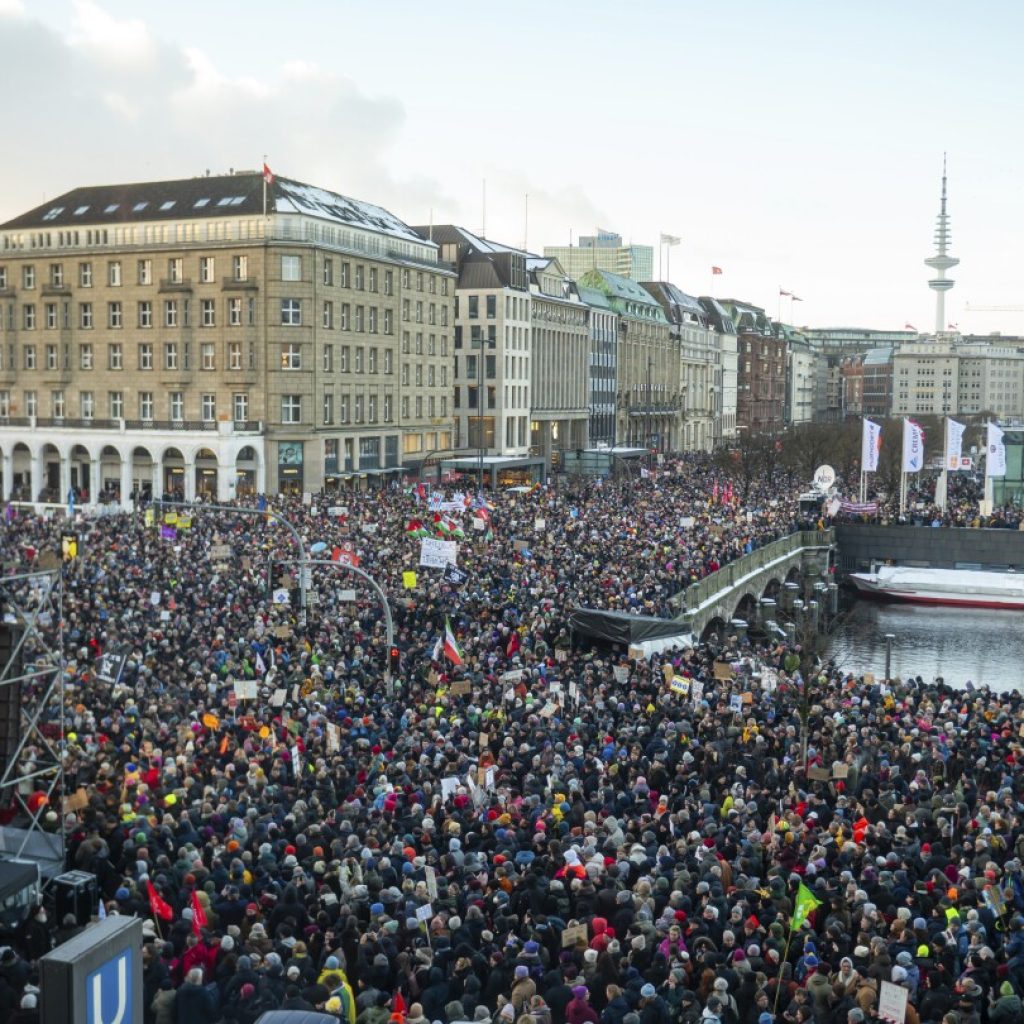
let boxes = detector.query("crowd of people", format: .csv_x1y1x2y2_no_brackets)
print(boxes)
0,454,1021,1024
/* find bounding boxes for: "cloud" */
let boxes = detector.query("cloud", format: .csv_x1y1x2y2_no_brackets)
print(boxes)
0,3,459,226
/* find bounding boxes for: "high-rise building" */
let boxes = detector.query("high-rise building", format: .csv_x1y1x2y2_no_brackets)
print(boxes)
0,170,455,502
544,229,653,282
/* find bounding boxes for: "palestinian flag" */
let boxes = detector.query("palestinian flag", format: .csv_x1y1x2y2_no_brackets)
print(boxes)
444,617,464,666
405,518,427,539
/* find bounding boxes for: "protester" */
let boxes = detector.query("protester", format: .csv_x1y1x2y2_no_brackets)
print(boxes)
0,454,1020,1024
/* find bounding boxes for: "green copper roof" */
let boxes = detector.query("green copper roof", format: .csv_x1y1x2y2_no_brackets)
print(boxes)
577,268,668,323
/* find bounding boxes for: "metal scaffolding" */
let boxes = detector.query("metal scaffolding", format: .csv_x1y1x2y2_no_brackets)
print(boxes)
0,565,65,882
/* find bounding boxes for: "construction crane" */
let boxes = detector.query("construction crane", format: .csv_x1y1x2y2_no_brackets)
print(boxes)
964,303,1024,312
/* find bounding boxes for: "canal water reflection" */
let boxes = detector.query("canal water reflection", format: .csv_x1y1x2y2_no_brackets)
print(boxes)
826,598,1024,693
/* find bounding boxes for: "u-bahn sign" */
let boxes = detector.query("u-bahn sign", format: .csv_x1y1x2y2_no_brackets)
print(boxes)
40,915,142,1024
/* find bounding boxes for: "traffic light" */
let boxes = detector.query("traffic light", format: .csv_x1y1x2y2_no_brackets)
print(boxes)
388,646,401,673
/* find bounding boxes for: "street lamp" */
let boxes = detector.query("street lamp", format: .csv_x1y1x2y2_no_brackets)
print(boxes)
473,335,486,491
884,632,896,682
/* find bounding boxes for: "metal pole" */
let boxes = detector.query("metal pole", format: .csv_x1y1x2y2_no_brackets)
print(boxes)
280,557,395,693
476,339,485,492
160,500,308,620
646,356,653,470
885,632,895,682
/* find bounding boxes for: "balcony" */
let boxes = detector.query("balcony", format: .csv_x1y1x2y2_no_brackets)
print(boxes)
233,420,263,433
124,419,218,431
41,282,71,297
0,416,31,428
221,276,259,291
159,278,193,293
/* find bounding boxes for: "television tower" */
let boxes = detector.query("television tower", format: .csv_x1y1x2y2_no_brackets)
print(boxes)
924,154,958,335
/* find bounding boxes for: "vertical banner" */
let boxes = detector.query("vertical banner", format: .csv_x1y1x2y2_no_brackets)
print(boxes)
944,418,966,470
986,422,1006,477
861,418,882,473
901,418,925,473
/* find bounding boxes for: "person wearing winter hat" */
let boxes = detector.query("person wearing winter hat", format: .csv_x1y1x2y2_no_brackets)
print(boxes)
567,986,598,1024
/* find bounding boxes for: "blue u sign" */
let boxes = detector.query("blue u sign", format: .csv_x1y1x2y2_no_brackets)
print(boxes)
85,947,133,1024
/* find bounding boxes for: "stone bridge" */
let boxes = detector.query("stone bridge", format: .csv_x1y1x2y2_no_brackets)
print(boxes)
669,529,835,641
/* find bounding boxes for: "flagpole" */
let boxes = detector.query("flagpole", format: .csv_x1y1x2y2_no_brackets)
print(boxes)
772,921,797,1016
262,153,267,218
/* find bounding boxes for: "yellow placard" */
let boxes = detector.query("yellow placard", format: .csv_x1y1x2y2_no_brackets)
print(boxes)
402,571,418,589
259,725,271,739
163,512,178,525
144,509,154,527
202,713,219,729
177,516,192,530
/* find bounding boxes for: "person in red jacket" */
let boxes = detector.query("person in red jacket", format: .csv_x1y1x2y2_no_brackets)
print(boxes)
567,986,599,1024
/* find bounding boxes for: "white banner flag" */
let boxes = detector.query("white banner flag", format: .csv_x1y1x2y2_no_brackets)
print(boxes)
901,418,925,473
861,418,882,473
986,422,1006,477
944,418,966,471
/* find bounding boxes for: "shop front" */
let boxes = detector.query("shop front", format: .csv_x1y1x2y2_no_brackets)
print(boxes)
277,441,304,495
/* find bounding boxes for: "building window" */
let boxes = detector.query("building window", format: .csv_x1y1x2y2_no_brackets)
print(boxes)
233,393,248,423
248,297,256,326
368,394,377,422
402,299,410,322
401,364,409,386
355,265,364,290
401,396,409,419
323,392,334,425
486,295,496,319
201,299,216,327
138,259,152,285
340,304,349,330
109,391,123,419
341,262,349,288
138,343,153,370
468,295,479,319
383,308,392,334
170,392,184,421
79,262,92,288
108,302,122,329
45,303,57,330
323,345,333,372
108,261,122,287
340,393,349,423
23,305,35,330
368,348,377,374
228,297,242,326
323,301,333,329
49,263,64,287
41,344,56,370
199,256,215,283
384,270,393,295
201,342,215,370
354,347,363,373
281,255,301,281
368,307,377,333
281,299,301,326
80,391,93,419
24,390,37,417
228,341,242,370
233,255,248,281
355,306,364,332
79,344,93,370
164,300,177,328
108,344,123,370
22,266,35,289
164,343,178,370
354,394,363,422
138,301,152,328
383,393,392,421
139,391,154,421
168,258,183,284
340,346,349,372
201,393,216,422
383,349,393,374
323,258,333,286
280,343,301,370
369,267,378,292
281,394,301,423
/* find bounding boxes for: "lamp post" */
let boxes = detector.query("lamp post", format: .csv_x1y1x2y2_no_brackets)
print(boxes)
279,556,396,694
474,336,486,491
884,632,896,682
159,499,308,621
646,356,654,470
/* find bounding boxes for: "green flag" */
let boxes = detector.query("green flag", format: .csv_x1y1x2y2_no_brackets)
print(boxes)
791,882,821,930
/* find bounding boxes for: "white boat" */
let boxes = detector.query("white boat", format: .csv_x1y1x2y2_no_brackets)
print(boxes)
848,566,1024,610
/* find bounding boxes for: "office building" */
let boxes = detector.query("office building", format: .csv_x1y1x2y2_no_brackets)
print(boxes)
0,170,455,501
544,229,653,283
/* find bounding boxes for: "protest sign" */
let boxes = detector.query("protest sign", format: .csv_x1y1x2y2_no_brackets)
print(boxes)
419,538,458,568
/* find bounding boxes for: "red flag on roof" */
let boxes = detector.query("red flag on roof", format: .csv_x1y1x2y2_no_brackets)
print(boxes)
263,163,274,185
711,266,723,275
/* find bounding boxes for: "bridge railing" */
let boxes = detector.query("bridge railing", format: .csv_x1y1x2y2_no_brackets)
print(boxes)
678,528,833,614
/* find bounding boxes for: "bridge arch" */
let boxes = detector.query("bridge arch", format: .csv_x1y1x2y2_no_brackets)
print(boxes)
761,577,782,600
732,592,758,623
700,616,727,643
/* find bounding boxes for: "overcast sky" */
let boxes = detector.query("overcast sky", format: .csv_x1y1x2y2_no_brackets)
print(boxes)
3,0,1023,333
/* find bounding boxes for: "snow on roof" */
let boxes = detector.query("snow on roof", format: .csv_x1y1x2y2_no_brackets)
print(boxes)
273,178,426,246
